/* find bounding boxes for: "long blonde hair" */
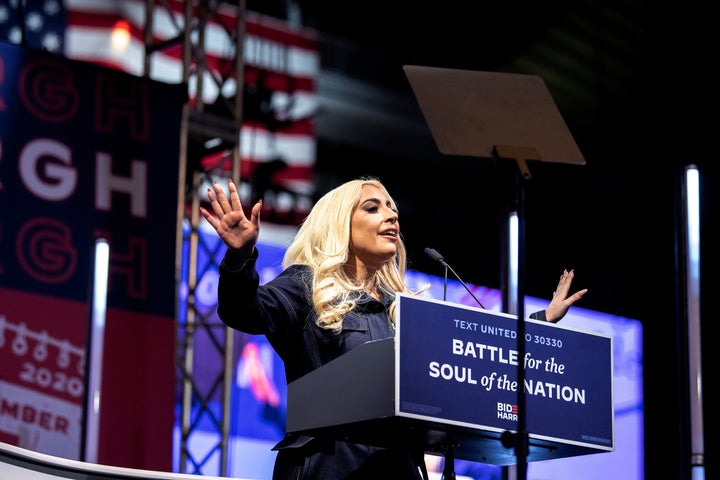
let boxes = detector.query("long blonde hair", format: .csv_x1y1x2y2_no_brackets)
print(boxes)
283,177,415,330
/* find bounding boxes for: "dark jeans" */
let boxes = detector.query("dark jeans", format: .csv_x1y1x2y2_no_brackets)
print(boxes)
272,436,425,480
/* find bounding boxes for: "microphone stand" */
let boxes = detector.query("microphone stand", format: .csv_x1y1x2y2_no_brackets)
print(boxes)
425,247,482,480
425,248,485,309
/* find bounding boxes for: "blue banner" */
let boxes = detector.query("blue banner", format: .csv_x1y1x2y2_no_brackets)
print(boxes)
397,294,613,450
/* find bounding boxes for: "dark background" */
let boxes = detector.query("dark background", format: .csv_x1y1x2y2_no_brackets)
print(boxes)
249,1,716,479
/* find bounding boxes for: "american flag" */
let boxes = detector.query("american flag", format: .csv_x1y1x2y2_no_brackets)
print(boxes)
0,0,319,225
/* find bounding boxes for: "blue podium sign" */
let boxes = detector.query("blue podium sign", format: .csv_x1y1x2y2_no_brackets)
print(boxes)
396,294,614,452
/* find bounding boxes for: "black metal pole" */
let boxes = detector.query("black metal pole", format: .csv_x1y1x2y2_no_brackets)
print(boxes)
514,168,528,480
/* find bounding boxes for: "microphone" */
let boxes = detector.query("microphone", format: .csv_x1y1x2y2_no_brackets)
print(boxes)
424,247,486,309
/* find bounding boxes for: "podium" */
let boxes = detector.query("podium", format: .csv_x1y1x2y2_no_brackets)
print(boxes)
287,294,613,466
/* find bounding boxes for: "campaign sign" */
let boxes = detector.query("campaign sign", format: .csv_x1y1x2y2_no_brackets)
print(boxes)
396,294,613,452
0,42,184,468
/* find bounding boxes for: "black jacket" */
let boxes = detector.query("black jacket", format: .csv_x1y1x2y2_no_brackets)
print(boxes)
217,248,425,480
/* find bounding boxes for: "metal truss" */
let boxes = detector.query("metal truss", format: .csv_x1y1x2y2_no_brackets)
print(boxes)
141,1,246,476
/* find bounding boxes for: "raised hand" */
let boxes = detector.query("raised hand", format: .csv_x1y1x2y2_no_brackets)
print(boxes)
544,269,588,323
200,178,261,256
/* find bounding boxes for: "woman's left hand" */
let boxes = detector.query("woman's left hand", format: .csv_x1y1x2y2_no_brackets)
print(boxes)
544,269,588,323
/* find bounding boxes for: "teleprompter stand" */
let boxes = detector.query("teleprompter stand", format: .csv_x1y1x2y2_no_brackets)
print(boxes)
403,64,586,479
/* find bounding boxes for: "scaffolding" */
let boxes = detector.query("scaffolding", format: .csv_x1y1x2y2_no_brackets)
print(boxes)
142,1,245,476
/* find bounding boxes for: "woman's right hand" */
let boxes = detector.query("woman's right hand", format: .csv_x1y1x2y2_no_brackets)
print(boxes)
200,178,261,256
